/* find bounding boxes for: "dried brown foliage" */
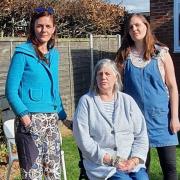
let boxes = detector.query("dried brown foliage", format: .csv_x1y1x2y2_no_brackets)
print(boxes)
0,0,127,37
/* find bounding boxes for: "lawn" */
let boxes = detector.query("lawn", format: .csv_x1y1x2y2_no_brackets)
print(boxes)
63,135,180,180
0,134,179,179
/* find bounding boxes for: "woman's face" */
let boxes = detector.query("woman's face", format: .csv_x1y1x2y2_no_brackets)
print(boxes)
96,66,117,93
129,16,147,43
34,16,55,44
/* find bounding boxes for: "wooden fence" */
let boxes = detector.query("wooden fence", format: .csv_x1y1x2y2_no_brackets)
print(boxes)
0,35,121,118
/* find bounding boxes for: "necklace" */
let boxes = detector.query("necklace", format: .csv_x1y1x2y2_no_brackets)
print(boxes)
131,48,145,62
42,52,50,65
131,48,151,68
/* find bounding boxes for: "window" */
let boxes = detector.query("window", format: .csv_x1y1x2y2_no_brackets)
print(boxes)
174,0,180,52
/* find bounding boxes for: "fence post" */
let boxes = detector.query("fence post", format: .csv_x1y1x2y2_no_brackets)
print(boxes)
89,34,94,82
68,41,73,117
117,34,121,49
10,41,13,58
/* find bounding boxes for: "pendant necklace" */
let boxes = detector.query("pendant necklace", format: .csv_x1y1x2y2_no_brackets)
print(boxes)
131,48,145,63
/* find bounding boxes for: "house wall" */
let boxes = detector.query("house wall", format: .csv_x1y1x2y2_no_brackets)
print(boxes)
150,0,180,92
150,0,180,114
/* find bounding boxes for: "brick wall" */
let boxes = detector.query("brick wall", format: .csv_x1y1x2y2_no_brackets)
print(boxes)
150,0,180,92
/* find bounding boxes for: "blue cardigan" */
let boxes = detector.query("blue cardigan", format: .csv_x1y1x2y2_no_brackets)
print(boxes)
5,42,67,120
73,91,149,180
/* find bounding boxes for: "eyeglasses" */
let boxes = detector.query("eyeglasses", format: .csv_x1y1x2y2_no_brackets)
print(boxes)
34,7,54,14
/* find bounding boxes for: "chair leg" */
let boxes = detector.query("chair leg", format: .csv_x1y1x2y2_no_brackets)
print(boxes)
78,148,89,180
79,168,89,180
6,162,12,180
61,151,67,180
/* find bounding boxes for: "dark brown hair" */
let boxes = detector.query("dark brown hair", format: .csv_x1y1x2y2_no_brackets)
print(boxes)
115,13,164,69
27,10,56,62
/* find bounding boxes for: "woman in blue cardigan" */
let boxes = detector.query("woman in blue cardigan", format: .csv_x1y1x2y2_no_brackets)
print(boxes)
5,7,67,179
73,59,149,180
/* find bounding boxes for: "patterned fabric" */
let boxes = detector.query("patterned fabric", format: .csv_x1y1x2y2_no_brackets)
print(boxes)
15,113,61,180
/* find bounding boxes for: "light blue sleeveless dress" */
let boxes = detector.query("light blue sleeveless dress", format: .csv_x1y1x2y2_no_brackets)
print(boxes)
123,57,178,147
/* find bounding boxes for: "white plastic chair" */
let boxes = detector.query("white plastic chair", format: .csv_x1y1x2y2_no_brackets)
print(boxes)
59,132,67,180
3,119,18,180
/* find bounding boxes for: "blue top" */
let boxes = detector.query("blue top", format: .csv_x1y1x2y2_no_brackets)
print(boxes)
123,57,178,147
5,42,67,120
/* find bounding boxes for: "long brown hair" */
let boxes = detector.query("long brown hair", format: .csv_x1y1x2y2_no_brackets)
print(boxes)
27,9,56,61
115,13,164,69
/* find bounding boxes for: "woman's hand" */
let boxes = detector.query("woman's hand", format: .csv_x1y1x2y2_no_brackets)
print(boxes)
20,115,31,127
170,118,180,133
116,157,139,172
103,153,112,165
164,52,180,134
63,119,73,130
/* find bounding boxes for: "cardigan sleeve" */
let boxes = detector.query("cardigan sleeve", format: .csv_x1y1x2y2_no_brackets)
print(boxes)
73,95,106,165
5,52,29,116
57,94,67,120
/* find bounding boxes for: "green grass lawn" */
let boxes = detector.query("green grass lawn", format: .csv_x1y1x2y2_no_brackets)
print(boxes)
150,145,180,180
2,134,179,179
62,135,180,180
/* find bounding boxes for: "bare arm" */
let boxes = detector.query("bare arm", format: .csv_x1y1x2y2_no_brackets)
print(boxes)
164,52,180,133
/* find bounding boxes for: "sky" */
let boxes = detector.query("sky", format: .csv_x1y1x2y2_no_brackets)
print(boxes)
109,0,150,13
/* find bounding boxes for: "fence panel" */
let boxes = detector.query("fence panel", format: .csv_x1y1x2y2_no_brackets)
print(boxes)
0,35,120,118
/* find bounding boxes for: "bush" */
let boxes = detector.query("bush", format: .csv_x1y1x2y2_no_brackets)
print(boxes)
0,0,127,37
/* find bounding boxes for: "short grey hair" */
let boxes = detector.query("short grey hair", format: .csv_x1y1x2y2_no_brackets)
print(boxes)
90,59,123,94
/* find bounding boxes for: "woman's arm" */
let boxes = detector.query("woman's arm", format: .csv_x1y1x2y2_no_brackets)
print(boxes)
164,52,180,133
114,96,149,172
5,53,29,116
73,96,107,165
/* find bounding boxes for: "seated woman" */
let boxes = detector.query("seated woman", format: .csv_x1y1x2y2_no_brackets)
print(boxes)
73,59,149,180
